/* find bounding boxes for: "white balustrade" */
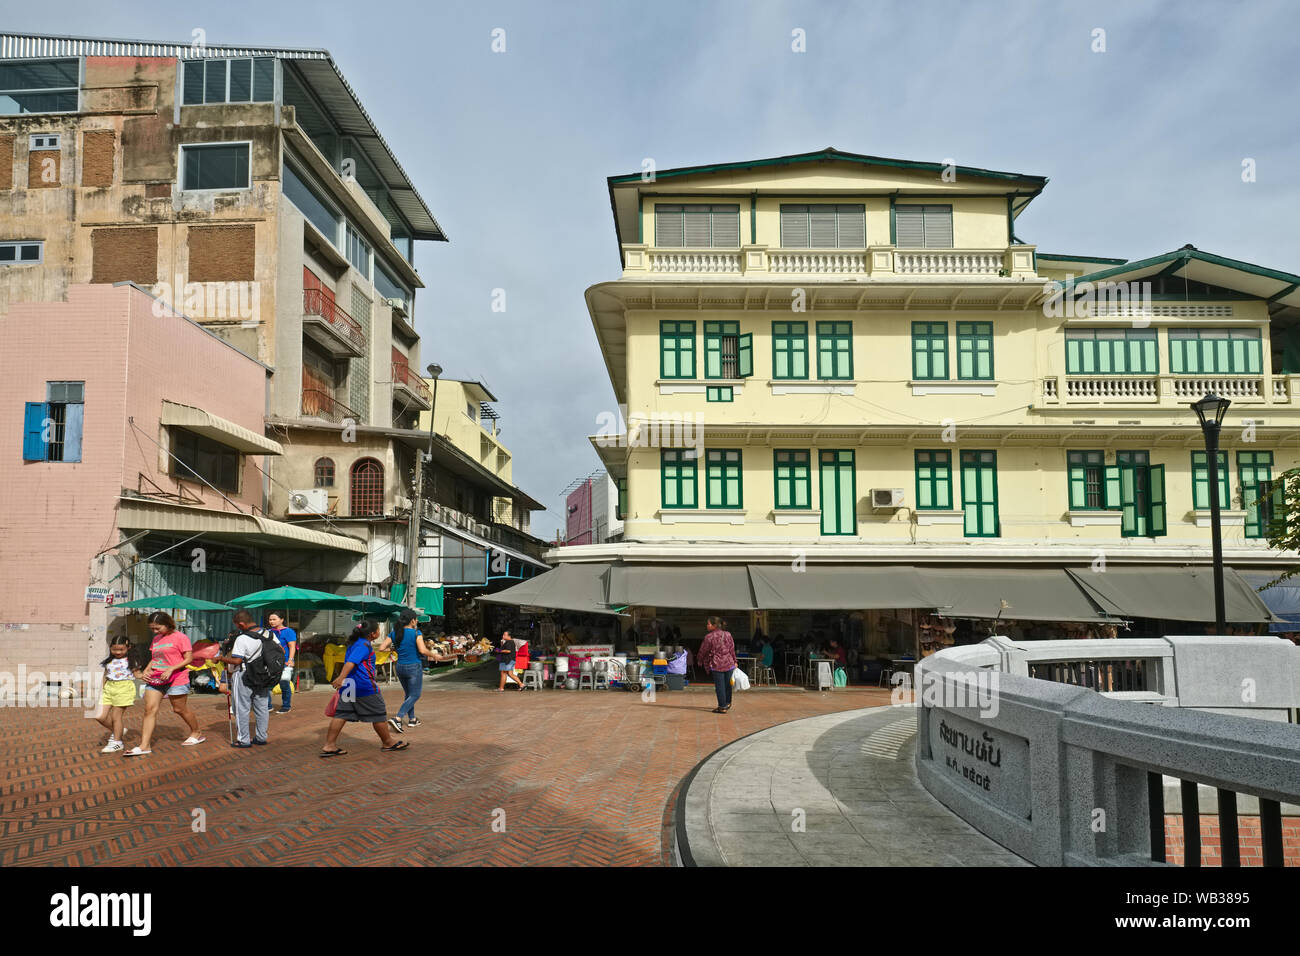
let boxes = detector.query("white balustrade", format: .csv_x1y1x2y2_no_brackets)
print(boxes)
1042,378,1058,399
769,251,867,274
1171,377,1262,400
1063,377,1158,401
647,250,741,273
1272,379,1288,402
895,250,1002,275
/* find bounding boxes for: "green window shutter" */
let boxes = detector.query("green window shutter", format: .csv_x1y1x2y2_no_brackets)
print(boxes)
1119,461,1137,536
1067,453,1086,509
956,323,993,380
912,322,947,380
1191,451,1229,510
1149,464,1167,536
960,451,998,537
738,333,753,378
1104,465,1121,510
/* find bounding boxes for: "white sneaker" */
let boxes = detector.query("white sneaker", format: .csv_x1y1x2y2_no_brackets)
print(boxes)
123,746,151,757
101,740,124,753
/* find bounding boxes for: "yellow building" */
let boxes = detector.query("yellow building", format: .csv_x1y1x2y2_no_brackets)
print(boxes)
549,149,1298,651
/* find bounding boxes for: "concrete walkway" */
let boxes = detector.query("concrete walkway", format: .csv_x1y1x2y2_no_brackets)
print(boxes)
676,705,1030,867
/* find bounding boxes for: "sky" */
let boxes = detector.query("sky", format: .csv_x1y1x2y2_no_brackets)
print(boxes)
12,0,1300,540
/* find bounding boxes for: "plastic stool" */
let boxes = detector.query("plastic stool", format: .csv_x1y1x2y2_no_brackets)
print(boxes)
520,670,543,691
578,671,595,690
593,663,610,690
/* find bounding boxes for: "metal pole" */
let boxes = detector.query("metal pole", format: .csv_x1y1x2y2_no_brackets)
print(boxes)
1204,422,1227,633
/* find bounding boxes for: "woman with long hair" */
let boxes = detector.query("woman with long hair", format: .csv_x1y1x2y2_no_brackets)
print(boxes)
389,609,432,733
126,611,203,756
321,619,408,756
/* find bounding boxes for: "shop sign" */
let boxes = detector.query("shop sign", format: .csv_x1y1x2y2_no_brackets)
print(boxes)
86,587,129,604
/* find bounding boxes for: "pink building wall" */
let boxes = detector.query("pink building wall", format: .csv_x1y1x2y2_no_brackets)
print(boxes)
565,480,594,546
0,284,270,673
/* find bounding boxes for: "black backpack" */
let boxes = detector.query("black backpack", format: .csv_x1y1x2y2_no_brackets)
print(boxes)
241,628,286,694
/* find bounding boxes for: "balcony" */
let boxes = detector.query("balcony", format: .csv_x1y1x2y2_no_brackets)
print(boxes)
1039,373,1299,408
421,499,545,561
392,362,433,409
302,289,365,357
301,388,359,424
622,243,1036,279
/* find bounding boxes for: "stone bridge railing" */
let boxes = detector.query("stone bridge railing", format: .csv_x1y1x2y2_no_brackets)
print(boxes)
913,637,1300,866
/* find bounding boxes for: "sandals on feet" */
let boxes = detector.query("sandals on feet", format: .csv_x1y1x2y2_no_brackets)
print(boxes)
382,740,410,752
319,748,347,758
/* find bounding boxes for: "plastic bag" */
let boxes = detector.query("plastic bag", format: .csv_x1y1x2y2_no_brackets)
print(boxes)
833,666,847,688
732,668,751,691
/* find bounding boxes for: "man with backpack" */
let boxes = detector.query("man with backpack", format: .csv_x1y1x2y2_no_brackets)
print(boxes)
216,610,285,748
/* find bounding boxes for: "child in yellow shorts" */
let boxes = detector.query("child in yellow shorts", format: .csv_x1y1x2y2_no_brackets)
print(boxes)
95,639,137,753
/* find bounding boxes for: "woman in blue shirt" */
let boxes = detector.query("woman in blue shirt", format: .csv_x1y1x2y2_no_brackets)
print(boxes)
321,620,408,756
389,610,431,734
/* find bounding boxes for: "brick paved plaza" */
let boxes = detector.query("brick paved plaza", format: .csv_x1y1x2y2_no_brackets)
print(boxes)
0,678,893,867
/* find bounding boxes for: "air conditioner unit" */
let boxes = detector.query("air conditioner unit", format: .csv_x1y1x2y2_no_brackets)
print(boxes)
287,488,328,516
871,488,905,510
386,297,408,316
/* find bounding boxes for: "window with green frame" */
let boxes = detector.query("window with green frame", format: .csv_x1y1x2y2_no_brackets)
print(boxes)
1169,329,1262,374
703,321,752,379
705,449,742,508
818,449,856,535
955,322,993,380
706,386,733,402
1239,451,1279,539
1065,330,1158,374
661,449,697,509
774,450,811,509
1067,450,1119,510
660,320,695,379
772,321,808,379
1116,451,1166,537
654,204,741,247
914,450,952,509
1190,451,1229,511
816,322,853,380
959,450,999,536
616,477,627,520
912,322,948,380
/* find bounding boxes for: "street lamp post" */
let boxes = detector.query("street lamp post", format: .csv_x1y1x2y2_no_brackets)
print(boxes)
406,363,441,609
1192,393,1231,634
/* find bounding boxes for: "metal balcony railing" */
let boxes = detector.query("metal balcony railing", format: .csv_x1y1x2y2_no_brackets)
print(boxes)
392,362,433,403
303,289,365,351
301,388,358,424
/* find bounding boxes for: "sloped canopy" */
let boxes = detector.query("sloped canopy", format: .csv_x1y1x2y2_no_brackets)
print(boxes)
608,565,755,610
747,565,933,610
477,563,625,616
113,594,234,611
1066,567,1278,623
1059,246,1300,309
920,568,1111,623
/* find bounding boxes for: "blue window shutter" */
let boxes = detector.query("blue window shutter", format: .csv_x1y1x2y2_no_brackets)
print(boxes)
63,403,84,462
23,402,48,461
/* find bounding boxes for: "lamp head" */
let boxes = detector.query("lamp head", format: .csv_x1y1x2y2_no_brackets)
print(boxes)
427,363,442,380
1192,393,1231,429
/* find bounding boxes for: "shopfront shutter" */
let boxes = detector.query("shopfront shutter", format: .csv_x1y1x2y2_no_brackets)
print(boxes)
738,333,753,378
655,206,683,247
780,206,809,247
837,206,866,246
809,206,837,246
23,402,47,461
895,206,924,247
923,206,953,248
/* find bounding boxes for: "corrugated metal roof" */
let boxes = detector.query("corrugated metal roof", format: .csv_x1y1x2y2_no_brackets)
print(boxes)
117,497,367,553
0,31,446,242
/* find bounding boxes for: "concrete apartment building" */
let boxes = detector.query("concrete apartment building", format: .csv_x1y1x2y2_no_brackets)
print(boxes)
0,282,364,678
0,33,449,624
562,472,624,545
540,149,1295,646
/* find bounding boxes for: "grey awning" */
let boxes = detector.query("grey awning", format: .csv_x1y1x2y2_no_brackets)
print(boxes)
1066,567,1277,623
476,563,623,616
608,565,756,610
921,568,1111,623
747,564,933,610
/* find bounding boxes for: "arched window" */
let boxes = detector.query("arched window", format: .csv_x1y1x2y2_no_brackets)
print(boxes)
349,458,384,516
314,457,335,488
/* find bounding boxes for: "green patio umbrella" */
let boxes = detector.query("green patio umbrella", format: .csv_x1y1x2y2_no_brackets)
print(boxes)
226,586,355,609
113,595,234,611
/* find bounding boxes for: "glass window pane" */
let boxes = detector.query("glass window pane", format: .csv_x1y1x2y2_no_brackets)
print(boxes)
253,58,276,101
228,59,252,102
204,59,227,103
183,61,204,105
